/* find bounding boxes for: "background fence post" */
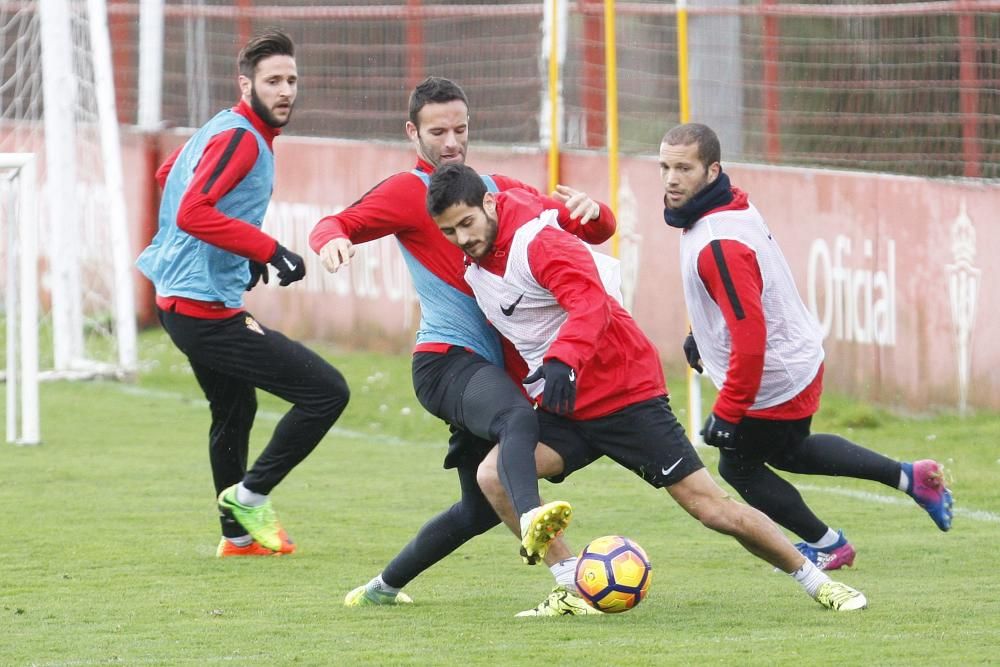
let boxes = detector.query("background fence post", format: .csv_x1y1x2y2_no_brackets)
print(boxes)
762,0,781,162
958,1,981,178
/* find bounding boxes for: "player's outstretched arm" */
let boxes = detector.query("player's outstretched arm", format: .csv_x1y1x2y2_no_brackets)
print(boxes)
309,171,430,267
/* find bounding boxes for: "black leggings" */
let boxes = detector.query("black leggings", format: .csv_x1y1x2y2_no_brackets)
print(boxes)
158,308,349,503
412,348,541,517
373,349,544,587
717,416,901,542
381,459,501,588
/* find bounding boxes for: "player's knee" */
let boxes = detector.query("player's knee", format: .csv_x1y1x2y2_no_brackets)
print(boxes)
327,367,351,406
314,368,351,422
717,457,737,484
209,390,257,427
717,455,752,487
490,404,539,444
476,456,502,500
693,497,740,535
694,505,726,532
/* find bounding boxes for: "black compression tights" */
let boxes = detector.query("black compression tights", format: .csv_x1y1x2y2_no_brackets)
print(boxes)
381,462,501,589
460,366,541,518
718,432,901,542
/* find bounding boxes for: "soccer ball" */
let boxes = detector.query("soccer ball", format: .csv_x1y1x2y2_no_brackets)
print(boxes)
575,535,652,613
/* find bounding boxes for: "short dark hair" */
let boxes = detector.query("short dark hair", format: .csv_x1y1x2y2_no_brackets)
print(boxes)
238,29,295,79
408,77,469,127
426,164,487,217
662,123,721,168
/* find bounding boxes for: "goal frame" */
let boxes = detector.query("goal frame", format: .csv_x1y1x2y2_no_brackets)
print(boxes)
2,0,138,445
2,153,39,445
38,0,138,378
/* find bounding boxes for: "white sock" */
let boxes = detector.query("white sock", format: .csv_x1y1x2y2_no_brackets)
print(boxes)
519,507,538,538
235,482,268,507
898,468,910,492
549,557,578,589
808,528,840,550
791,559,831,597
368,574,400,596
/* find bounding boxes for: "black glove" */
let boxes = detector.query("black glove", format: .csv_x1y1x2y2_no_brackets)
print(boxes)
269,244,306,286
701,412,738,449
683,332,703,373
523,359,577,416
246,260,269,291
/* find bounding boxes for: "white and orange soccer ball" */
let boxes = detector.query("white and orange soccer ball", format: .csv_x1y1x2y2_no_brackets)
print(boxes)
574,535,652,613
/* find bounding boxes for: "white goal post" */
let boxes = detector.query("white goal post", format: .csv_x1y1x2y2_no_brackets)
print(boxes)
2,0,137,444
2,153,39,445
38,0,137,378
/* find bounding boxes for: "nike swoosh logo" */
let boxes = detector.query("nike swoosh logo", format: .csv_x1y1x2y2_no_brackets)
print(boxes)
661,458,684,477
500,293,525,316
282,257,298,271
568,369,576,382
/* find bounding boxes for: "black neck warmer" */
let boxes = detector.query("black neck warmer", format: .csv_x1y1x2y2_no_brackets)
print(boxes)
663,171,733,229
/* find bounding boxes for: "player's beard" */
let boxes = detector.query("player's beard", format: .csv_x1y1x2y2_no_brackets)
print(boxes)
665,172,711,210
419,135,466,168
250,86,294,128
462,212,498,259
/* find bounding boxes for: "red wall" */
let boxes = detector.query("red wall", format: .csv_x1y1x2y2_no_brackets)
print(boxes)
126,131,999,411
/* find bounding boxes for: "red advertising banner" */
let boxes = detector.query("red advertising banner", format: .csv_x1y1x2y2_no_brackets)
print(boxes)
128,132,998,412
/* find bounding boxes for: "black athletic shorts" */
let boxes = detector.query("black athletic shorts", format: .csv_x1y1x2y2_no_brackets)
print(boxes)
537,395,705,487
718,415,813,466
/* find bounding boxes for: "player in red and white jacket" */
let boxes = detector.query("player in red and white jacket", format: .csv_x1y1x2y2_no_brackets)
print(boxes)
661,122,953,573
313,77,616,615
428,163,870,613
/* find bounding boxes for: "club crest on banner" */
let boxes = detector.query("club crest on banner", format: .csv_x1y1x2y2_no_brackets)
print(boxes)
945,200,980,415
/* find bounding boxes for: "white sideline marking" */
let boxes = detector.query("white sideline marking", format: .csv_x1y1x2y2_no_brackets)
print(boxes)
795,483,1000,525
117,385,440,448
118,385,999,524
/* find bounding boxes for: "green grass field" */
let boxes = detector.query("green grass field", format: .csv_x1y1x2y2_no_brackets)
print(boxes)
3,330,999,666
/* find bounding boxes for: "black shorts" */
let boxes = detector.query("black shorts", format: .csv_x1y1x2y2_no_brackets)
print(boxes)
412,347,534,469
719,415,813,467
537,396,705,487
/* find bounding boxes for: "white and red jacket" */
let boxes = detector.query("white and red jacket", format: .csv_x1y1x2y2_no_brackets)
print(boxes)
466,189,665,420
679,188,825,422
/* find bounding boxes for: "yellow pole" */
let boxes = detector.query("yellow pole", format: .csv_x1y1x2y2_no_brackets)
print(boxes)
547,0,561,193
677,0,691,124
605,0,620,257
676,0,703,444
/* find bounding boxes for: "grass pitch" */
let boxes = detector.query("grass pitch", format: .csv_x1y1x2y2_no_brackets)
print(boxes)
3,329,998,666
